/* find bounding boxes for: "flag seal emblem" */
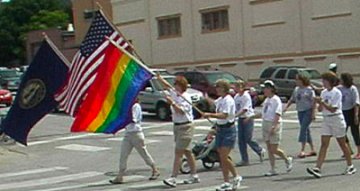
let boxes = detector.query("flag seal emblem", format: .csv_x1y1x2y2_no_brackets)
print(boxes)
19,79,46,109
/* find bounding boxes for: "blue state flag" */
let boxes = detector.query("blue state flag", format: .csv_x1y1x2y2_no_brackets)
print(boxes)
0,38,69,145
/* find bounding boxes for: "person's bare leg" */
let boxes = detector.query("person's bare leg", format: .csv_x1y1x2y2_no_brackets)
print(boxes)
315,136,331,168
171,149,185,177
184,150,197,175
337,137,352,166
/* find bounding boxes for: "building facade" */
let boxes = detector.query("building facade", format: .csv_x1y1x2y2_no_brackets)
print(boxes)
72,0,113,45
111,0,360,81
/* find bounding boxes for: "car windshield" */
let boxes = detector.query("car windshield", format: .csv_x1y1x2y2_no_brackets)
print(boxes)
152,77,175,91
302,69,321,79
205,73,238,84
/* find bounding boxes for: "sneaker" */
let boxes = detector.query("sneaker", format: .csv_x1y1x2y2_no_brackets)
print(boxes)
235,161,249,167
183,174,200,184
307,167,322,178
342,165,357,175
286,157,293,172
259,149,266,163
163,177,177,187
216,182,232,191
232,176,242,190
264,170,279,176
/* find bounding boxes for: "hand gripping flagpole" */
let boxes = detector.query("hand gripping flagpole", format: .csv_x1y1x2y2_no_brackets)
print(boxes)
106,38,214,125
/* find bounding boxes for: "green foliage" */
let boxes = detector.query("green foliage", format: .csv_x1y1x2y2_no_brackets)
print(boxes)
0,0,71,66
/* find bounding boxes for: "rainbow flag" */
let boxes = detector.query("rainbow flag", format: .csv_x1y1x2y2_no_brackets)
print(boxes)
71,41,153,133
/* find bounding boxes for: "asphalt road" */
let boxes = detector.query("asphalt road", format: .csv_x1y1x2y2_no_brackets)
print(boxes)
1,105,360,191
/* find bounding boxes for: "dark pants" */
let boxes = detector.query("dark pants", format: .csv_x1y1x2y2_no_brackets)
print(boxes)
343,108,360,146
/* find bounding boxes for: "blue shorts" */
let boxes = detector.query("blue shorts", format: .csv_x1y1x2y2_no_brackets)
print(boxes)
215,126,236,148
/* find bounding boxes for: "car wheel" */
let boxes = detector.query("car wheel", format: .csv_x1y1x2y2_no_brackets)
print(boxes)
156,103,170,121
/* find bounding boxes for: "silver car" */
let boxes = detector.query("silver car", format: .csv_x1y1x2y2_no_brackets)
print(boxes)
138,75,204,121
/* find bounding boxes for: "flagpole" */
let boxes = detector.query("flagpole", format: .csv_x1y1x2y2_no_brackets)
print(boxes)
41,33,71,67
95,2,145,63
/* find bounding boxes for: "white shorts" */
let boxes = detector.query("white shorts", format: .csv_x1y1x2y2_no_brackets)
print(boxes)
321,115,346,138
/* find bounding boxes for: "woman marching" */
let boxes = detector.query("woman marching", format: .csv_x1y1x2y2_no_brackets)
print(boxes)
338,73,360,159
284,73,317,158
202,79,242,191
250,80,293,176
307,72,356,178
234,80,266,166
157,74,200,188
110,98,160,184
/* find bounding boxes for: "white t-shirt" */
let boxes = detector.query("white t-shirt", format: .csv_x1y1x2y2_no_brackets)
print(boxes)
320,87,343,116
169,89,194,123
214,94,236,125
262,95,282,122
234,91,255,118
125,103,142,132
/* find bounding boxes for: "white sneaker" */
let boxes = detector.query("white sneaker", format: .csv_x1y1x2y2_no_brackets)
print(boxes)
183,174,200,184
216,182,232,191
286,157,293,172
342,165,356,175
163,177,176,187
307,167,321,178
264,170,279,176
232,176,242,190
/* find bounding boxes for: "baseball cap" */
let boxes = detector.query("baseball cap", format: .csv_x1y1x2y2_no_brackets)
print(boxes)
329,63,337,70
261,80,276,88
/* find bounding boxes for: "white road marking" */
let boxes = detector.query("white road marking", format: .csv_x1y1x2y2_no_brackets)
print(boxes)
149,131,174,136
28,134,99,146
0,171,102,190
0,167,68,179
34,180,108,191
56,144,111,152
182,185,249,191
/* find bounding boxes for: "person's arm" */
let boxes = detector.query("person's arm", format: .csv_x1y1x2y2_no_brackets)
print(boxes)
203,112,228,119
353,86,360,125
311,90,316,120
132,104,142,123
156,73,171,90
284,89,296,113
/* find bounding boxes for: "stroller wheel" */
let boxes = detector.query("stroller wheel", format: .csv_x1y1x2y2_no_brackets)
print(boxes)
202,160,215,169
180,158,191,174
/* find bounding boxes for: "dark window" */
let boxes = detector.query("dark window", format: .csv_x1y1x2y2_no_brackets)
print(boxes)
274,69,287,79
201,9,229,33
83,9,96,19
260,67,277,78
288,70,298,79
157,16,181,38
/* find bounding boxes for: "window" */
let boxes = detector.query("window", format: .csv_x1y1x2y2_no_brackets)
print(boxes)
288,70,298,80
274,69,287,79
157,15,181,39
260,67,277,78
201,8,229,33
83,9,96,20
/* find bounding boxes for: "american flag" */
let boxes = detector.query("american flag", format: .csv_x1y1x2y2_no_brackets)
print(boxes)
55,10,131,116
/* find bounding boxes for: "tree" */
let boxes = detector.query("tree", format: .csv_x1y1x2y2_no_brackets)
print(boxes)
0,0,71,67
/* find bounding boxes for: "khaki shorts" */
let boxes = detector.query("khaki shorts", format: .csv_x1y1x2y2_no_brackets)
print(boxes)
262,120,282,144
322,115,346,138
173,123,194,150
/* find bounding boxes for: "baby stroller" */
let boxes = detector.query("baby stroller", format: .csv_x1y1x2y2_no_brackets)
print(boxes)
180,131,232,174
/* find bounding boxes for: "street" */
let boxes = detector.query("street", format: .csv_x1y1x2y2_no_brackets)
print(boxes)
1,105,360,191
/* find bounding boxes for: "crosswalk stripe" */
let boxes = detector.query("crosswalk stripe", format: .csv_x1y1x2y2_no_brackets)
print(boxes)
0,167,68,179
28,134,99,146
34,180,108,191
0,171,102,190
182,185,249,191
56,144,111,152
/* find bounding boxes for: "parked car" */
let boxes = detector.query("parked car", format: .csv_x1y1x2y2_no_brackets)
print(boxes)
138,75,205,121
0,69,22,93
259,66,323,98
174,70,262,107
0,87,13,107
